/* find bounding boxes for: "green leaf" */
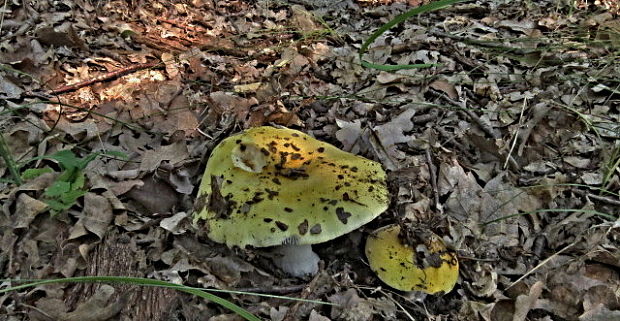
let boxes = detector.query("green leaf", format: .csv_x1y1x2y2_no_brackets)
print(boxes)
44,181,71,197
71,171,86,190
59,189,86,204
47,150,81,170
76,153,100,170
21,168,53,180
44,199,70,212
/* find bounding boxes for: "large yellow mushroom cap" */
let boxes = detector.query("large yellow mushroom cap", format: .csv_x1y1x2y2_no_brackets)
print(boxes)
194,126,389,248
365,224,459,294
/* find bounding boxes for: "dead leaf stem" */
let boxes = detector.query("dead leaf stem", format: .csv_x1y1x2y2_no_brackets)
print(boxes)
48,62,160,96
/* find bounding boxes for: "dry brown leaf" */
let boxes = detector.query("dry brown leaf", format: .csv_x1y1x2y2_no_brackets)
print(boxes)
513,281,544,321
139,141,189,172
308,310,331,321
13,193,49,229
371,107,416,170
210,91,258,121
335,119,363,153
430,78,458,99
69,192,113,240
126,174,179,214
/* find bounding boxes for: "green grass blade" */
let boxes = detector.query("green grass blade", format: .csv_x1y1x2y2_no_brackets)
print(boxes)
359,0,468,71
0,134,23,185
0,276,261,321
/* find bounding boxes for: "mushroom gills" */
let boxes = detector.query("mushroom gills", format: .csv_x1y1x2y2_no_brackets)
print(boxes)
271,244,320,277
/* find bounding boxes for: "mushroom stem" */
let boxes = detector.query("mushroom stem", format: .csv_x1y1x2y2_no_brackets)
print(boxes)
272,244,320,277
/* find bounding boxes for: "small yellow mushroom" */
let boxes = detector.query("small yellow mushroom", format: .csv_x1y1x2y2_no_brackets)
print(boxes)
365,224,459,294
194,126,390,276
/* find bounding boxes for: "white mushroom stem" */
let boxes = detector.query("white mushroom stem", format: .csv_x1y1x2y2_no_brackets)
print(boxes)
271,244,320,277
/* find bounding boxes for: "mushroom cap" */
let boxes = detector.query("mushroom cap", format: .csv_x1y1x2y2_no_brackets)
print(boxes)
194,126,389,248
365,224,459,294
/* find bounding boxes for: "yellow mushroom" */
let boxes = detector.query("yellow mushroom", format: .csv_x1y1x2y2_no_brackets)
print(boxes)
365,224,459,294
194,126,389,276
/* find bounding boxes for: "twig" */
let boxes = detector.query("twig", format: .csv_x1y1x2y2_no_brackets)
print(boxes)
517,102,550,156
19,303,56,321
425,148,439,211
503,98,527,169
507,239,578,289
427,88,500,139
572,189,620,206
231,284,306,295
461,108,500,139
48,62,159,95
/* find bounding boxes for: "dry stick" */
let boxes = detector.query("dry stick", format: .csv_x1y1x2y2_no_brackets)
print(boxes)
48,62,160,95
507,239,578,289
572,189,620,206
516,102,550,156
231,284,307,295
425,148,440,212
428,89,500,139
503,98,527,170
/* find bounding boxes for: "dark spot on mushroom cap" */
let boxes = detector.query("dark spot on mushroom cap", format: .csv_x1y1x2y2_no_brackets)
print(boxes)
272,177,281,185
351,167,358,172
260,147,270,156
265,189,279,200
235,139,241,144
275,221,288,231
337,174,344,179
336,207,351,224
268,141,277,153
292,133,299,137
298,219,308,235
317,147,325,153
239,144,246,151
310,224,322,234
284,207,293,212
263,218,273,223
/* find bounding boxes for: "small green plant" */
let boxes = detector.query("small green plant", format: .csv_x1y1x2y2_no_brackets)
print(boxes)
22,149,126,215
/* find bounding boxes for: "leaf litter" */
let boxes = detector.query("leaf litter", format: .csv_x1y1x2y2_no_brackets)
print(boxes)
1,0,619,320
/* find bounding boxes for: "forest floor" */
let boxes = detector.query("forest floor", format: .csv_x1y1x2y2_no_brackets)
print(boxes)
1,0,619,320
